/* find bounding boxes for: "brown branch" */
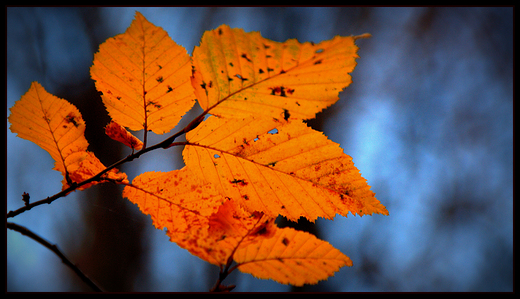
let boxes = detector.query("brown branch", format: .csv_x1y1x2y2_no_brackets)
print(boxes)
7,222,104,292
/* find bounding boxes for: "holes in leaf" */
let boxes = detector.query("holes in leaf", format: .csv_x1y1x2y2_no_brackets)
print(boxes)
315,48,324,53
214,154,221,159
267,128,278,135
235,74,248,82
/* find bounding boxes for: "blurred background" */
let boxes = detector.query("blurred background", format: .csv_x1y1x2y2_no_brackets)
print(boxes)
6,7,513,292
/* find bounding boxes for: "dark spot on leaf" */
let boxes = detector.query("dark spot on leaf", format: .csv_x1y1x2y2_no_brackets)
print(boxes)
255,226,267,236
282,237,289,246
263,44,271,49
218,28,223,35
229,62,234,67
116,96,122,100
156,76,164,83
314,59,323,65
269,86,288,97
147,101,162,109
283,109,290,121
241,53,251,62
267,161,277,167
258,68,264,74
230,178,248,186
65,113,79,127
167,85,173,93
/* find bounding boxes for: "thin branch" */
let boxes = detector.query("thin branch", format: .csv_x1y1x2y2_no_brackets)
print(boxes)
209,215,268,292
7,222,104,292
6,112,204,219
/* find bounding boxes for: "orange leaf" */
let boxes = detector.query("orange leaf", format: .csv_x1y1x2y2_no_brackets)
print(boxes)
192,24,365,120
234,227,352,286
123,167,278,266
9,82,87,186
105,120,143,150
8,82,127,190
90,12,195,134
123,167,228,265
183,116,388,221
65,151,128,190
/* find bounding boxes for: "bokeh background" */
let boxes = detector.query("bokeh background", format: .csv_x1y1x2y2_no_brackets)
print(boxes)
6,7,513,292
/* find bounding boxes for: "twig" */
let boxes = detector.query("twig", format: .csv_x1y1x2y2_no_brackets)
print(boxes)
6,111,204,219
7,222,104,292
210,256,236,292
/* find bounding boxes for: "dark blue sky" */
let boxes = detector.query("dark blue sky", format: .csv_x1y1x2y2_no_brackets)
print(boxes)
7,7,513,292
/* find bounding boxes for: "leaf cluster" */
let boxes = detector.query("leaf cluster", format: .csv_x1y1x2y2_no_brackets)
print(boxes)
7,12,387,291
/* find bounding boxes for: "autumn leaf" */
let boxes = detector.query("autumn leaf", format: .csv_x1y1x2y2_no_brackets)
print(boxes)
90,12,196,135
8,82,127,190
123,166,350,286
122,167,274,266
234,226,352,286
105,120,143,150
191,24,366,120
65,151,128,190
183,115,388,221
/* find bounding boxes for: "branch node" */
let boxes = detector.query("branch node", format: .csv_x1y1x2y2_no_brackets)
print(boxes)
22,192,30,206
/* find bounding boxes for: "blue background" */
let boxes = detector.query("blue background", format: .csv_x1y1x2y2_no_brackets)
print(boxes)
7,7,513,292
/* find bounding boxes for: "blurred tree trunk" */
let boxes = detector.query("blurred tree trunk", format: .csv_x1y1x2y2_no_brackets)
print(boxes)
51,8,148,291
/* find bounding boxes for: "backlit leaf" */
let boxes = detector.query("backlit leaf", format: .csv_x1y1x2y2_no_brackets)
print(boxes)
90,12,195,134
183,116,388,221
9,82,88,176
234,226,352,286
105,120,143,150
123,167,275,266
65,151,128,190
8,82,127,190
192,24,365,120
